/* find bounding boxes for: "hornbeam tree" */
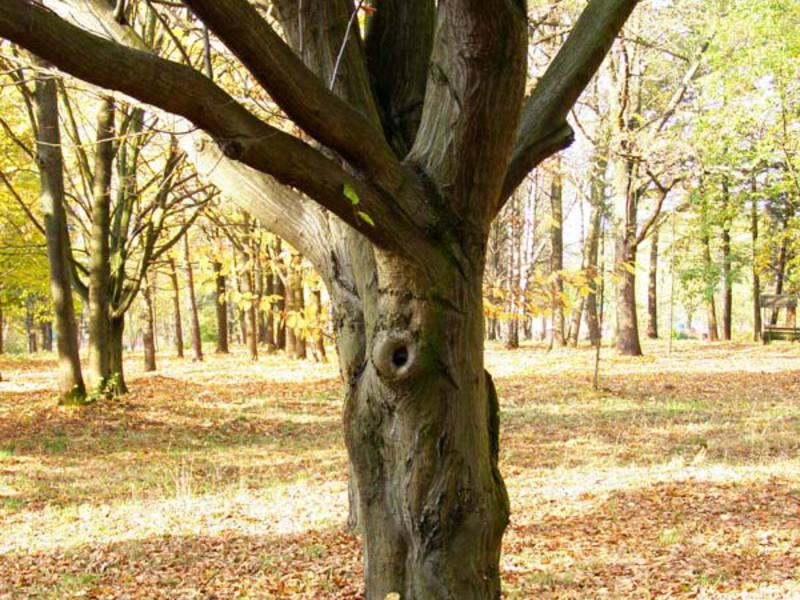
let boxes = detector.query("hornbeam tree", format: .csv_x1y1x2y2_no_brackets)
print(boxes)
0,0,639,596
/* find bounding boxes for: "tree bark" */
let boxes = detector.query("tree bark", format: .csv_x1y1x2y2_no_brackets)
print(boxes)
286,258,306,360
703,233,720,341
108,315,128,394
183,233,203,361
615,240,642,355
265,265,275,350
721,179,732,341
550,162,565,346
25,298,37,354
213,260,229,353
168,257,184,357
751,185,761,341
142,274,156,372
40,321,53,352
33,60,86,403
87,96,115,390
311,288,327,362
239,248,258,361
647,227,659,339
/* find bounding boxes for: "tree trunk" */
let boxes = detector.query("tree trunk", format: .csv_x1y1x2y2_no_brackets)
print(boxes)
40,321,53,352
341,251,509,600
213,260,229,353
550,162,565,346
168,257,185,357
286,260,306,360
0,306,4,354
25,297,37,353
568,299,584,346
87,96,115,390
751,187,761,341
33,61,86,403
183,233,203,361
265,267,275,350
239,249,258,361
142,274,157,372
702,233,719,341
108,316,128,394
771,206,792,325
584,193,603,346
312,288,327,362
721,180,732,341
615,239,642,356
273,243,286,351
647,227,659,339
254,244,267,345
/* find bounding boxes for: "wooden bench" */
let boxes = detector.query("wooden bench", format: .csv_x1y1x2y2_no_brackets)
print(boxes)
761,294,800,343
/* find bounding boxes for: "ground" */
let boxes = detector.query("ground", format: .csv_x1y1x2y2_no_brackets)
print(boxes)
0,340,799,599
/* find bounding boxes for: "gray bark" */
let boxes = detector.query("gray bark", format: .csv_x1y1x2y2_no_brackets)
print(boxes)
33,59,87,403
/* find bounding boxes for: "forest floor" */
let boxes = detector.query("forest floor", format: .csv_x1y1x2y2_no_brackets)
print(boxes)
0,340,799,599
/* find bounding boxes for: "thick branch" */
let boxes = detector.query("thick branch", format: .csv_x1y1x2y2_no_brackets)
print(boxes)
0,0,420,254
502,0,640,203
182,0,408,196
364,0,435,155
273,0,382,129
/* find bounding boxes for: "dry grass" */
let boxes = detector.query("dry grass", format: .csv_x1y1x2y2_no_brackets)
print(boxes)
0,340,799,598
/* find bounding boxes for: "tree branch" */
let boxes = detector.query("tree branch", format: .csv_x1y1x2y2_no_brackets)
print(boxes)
502,0,640,204
364,0,435,156
0,0,422,255
182,0,408,197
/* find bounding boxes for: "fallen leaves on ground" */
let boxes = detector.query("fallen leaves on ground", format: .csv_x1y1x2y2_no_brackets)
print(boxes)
0,340,799,598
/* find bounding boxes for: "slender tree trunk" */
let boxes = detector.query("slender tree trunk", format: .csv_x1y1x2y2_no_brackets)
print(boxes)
721,180,732,341
142,274,156,372
40,321,53,352
0,306,4,354
265,267,275,350
615,239,642,356
168,257,184,357
287,260,306,359
108,316,128,394
183,233,203,361
647,227,659,339
33,62,86,403
751,187,761,341
213,260,229,353
25,298,37,353
239,249,258,361
702,233,719,341
550,162,565,346
254,244,267,344
87,97,115,390
505,195,520,349
584,194,603,345
568,300,584,346
312,288,327,362
284,273,296,357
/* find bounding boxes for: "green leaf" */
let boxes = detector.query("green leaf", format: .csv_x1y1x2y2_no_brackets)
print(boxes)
343,183,360,205
357,211,375,226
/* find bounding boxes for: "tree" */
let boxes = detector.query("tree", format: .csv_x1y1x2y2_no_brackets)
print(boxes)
32,60,87,403
0,0,638,596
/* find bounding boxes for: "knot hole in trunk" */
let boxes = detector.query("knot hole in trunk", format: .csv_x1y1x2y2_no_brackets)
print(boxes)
372,331,418,382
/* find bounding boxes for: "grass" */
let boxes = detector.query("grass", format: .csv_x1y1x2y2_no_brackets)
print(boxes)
1,339,799,598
